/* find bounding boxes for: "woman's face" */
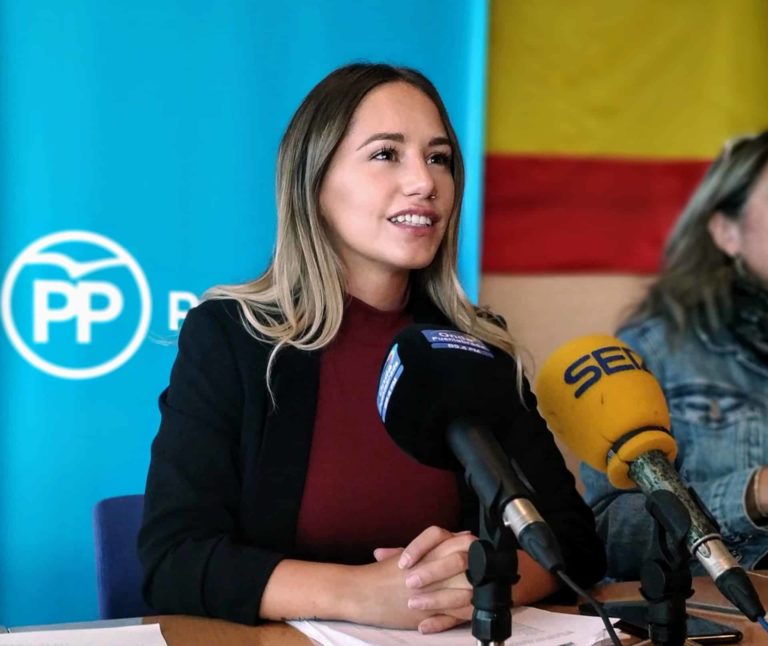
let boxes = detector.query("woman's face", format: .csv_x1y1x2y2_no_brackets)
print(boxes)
319,81,455,287
711,162,768,283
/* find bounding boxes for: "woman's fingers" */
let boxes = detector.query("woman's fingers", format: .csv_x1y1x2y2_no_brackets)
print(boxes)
418,571,471,593
369,525,476,630
362,545,475,631
372,547,402,562
405,550,470,589
399,526,474,569
417,613,468,634
407,587,473,614
398,526,453,568
420,531,476,563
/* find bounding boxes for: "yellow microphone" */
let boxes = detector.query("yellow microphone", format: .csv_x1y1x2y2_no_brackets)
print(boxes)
534,334,674,489
535,334,765,623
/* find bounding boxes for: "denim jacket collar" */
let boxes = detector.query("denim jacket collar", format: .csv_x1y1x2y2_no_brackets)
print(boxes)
694,319,768,379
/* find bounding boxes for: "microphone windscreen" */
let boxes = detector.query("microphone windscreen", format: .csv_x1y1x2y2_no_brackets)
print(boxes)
534,334,675,489
377,324,519,470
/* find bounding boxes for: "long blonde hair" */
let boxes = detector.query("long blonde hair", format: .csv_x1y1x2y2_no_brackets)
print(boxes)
626,130,768,338
206,63,516,385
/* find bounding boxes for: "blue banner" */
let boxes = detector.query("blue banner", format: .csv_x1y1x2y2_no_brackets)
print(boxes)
0,0,488,625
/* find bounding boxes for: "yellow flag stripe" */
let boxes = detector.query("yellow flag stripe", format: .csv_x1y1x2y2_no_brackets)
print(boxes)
487,0,768,158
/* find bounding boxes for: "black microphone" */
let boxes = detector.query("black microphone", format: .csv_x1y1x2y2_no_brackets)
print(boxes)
376,324,564,574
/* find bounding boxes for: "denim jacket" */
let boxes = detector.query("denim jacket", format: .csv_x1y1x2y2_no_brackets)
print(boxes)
581,315,768,580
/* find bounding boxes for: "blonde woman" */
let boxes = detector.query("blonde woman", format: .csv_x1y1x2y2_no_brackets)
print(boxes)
583,130,768,580
139,63,605,631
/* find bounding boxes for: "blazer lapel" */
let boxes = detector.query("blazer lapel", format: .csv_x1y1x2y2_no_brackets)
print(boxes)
240,345,320,551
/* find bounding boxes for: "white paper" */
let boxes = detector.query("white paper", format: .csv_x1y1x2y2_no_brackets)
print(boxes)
0,623,166,646
290,606,619,646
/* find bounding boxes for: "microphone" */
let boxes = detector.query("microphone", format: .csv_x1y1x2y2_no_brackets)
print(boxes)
534,334,765,622
376,324,564,574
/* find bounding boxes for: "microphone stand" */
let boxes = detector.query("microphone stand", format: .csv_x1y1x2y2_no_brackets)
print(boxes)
640,490,695,646
466,507,519,646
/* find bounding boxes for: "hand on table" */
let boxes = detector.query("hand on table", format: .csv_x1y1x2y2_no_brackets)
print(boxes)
373,526,476,634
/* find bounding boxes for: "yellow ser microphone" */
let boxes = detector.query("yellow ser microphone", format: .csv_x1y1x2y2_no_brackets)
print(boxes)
535,334,765,623
534,334,674,489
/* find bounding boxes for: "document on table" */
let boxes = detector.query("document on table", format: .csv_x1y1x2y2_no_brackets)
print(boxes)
0,623,166,645
290,606,620,646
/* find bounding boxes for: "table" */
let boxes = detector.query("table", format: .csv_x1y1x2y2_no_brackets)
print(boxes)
11,574,768,644
136,574,768,645
589,572,768,644
142,615,308,646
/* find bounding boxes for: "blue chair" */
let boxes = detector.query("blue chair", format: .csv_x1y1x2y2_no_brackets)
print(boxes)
93,494,155,619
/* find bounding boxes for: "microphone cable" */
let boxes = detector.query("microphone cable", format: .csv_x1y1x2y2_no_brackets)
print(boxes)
555,569,622,646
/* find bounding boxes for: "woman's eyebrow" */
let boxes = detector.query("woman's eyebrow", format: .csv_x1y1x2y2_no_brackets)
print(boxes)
357,132,404,150
355,133,451,150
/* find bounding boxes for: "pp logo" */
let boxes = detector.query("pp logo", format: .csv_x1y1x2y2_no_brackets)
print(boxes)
1,231,151,379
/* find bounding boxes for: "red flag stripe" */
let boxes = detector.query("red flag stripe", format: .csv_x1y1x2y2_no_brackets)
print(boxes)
482,155,710,273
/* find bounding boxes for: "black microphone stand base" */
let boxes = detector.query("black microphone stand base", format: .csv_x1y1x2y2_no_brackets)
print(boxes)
467,511,519,646
639,490,694,646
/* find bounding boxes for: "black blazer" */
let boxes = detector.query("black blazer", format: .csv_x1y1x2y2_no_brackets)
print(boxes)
138,296,606,625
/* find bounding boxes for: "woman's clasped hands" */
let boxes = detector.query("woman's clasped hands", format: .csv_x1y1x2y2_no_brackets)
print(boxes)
370,526,476,634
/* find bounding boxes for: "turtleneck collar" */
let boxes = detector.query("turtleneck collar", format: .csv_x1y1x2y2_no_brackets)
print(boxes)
729,269,768,363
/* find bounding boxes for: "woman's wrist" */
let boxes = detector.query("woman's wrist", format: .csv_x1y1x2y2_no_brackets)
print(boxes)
746,467,768,523
314,561,391,625
259,559,359,622
335,564,369,623
342,560,399,626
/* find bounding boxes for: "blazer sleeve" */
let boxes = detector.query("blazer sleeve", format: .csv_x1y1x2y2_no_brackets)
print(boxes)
500,376,607,589
138,300,284,625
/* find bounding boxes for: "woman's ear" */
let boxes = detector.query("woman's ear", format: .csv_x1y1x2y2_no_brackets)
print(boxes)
707,211,743,258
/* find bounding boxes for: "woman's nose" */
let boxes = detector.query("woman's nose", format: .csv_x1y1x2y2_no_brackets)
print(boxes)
402,158,437,199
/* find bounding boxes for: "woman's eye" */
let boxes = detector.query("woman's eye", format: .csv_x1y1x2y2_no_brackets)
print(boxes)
428,152,452,166
371,147,398,161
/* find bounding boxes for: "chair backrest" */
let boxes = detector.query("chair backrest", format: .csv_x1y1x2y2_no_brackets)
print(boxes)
93,494,154,619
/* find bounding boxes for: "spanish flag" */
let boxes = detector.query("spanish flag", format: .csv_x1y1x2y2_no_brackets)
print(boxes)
483,0,768,273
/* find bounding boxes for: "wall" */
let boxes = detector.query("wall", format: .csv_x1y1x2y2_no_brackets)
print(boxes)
480,273,654,488
0,1,489,625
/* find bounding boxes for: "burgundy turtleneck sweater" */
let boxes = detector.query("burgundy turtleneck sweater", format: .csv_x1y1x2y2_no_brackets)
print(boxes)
294,297,461,564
